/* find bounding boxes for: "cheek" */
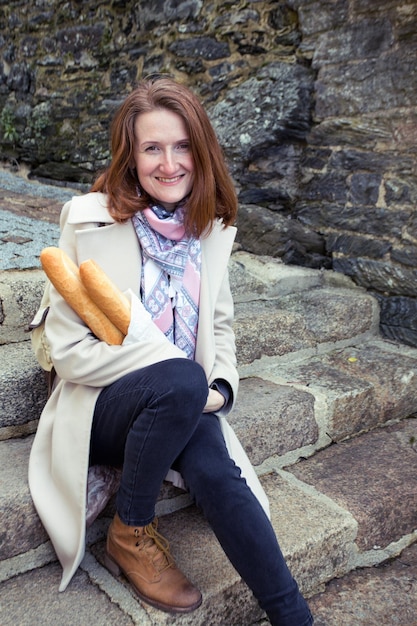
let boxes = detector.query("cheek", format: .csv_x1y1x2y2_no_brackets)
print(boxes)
135,156,153,183
186,155,195,172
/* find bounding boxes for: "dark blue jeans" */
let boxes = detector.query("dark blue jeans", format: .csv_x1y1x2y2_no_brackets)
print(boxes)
90,359,313,626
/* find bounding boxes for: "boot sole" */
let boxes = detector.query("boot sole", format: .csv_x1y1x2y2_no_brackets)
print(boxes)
103,551,203,614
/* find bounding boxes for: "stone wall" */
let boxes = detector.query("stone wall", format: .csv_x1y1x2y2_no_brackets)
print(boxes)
1,1,416,346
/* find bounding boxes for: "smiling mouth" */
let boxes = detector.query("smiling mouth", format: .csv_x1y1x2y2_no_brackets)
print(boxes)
157,175,184,183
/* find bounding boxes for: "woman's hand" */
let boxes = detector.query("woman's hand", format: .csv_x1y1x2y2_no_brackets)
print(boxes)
203,388,226,413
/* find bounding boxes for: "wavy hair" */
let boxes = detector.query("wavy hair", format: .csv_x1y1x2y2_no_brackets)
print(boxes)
91,77,238,237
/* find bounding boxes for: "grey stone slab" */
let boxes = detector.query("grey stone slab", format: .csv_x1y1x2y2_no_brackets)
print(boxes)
309,541,417,626
0,269,46,343
0,169,76,202
0,210,59,270
289,417,417,551
277,287,379,344
263,341,417,441
0,436,47,560
322,343,417,425
264,356,381,442
229,251,325,301
263,471,358,593
229,377,318,465
234,299,317,364
0,561,135,626
234,287,379,365
0,342,47,431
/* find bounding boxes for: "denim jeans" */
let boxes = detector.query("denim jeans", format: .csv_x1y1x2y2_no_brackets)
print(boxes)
90,359,313,626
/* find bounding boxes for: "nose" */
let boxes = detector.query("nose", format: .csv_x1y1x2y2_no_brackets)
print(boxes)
160,148,177,174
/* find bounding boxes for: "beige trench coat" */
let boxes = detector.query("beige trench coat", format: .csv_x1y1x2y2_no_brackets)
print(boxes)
28,192,269,591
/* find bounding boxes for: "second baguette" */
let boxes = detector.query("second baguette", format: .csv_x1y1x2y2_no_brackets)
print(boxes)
79,259,131,336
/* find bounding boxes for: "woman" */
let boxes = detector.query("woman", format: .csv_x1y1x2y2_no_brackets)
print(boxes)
29,77,313,625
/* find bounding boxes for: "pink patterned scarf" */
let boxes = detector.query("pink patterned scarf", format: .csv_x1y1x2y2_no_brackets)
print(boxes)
132,204,201,359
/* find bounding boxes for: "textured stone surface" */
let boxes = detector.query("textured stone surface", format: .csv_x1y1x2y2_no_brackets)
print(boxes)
234,286,378,365
0,342,47,431
0,562,135,626
324,343,417,426
0,437,47,560
0,270,47,341
235,204,328,267
267,342,417,440
229,251,326,300
229,377,318,465
266,357,378,442
277,288,378,344
377,293,417,348
263,471,357,591
289,418,417,551
234,299,316,364
309,542,417,626
0,211,60,271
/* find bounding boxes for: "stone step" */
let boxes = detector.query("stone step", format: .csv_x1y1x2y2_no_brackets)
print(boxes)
0,269,45,345
2,418,416,625
0,342,47,439
236,338,417,454
233,285,379,365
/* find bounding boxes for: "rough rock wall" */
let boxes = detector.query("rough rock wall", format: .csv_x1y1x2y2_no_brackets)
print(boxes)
1,1,416,346
287,0,417,347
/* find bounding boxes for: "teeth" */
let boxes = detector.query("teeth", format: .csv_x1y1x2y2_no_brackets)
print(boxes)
158,176,181,183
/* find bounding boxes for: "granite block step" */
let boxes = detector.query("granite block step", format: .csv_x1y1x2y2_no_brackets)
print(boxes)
0,342,47,438
0,269,45,345
288,417,417,558
234,286,379,365
308,541,417,626
240,339,417,446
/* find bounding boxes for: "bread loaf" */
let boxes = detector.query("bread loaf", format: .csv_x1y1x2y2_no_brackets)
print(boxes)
79,259,131,336
39,247,125,345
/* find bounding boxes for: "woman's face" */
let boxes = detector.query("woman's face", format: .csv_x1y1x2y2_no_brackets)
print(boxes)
133,108,194,211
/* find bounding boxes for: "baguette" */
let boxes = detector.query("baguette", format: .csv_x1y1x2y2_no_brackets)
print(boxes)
79,259,131,336
40,247,125,345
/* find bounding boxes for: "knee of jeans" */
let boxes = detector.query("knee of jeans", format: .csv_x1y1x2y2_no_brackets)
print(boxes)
164,359,208,408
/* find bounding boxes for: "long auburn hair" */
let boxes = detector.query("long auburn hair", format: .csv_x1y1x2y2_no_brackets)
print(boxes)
91,77,238,237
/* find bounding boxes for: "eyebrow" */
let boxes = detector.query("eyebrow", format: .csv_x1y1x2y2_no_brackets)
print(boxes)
139,138,190,148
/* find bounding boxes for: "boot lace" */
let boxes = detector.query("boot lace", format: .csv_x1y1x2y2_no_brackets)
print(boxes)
135,519,174,573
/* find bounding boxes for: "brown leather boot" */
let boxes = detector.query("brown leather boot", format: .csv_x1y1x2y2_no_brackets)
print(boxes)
104,513,202,614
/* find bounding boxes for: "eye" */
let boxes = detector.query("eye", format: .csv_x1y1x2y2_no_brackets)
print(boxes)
176,142,190,152
144,145,160,153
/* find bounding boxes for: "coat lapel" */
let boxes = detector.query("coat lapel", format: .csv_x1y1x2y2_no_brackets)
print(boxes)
69,193,142,295
195,221,236,374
